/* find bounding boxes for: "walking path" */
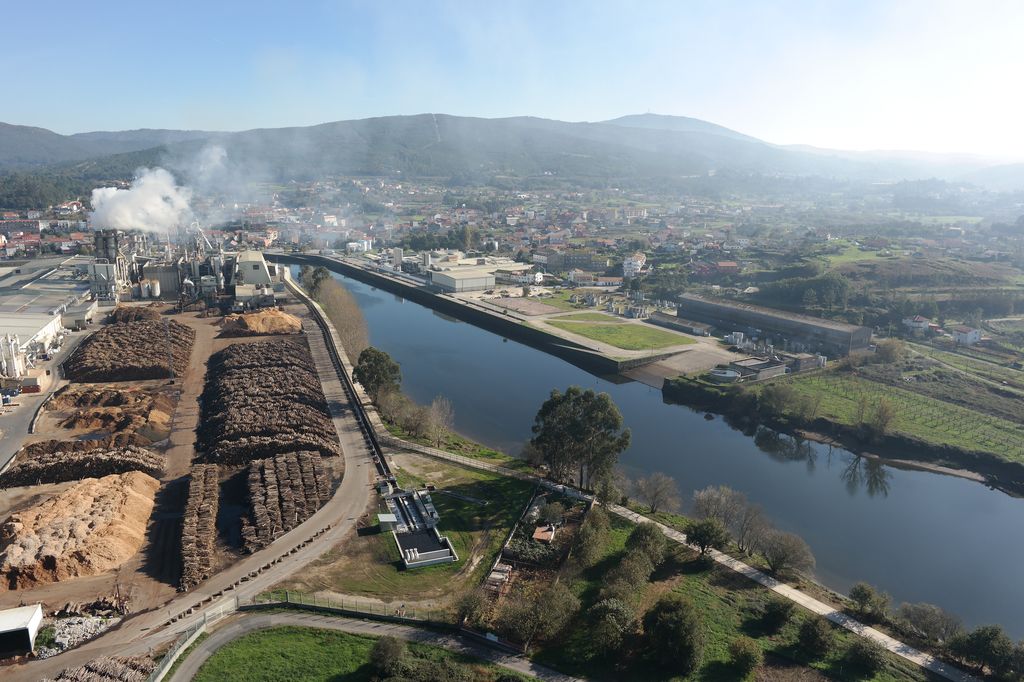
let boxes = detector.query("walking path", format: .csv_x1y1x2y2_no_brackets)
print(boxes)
168,611,580,682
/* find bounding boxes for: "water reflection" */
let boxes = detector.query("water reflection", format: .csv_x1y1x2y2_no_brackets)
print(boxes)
840,456,892,498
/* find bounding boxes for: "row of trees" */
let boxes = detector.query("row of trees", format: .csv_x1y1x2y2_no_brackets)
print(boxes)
300,265,370,364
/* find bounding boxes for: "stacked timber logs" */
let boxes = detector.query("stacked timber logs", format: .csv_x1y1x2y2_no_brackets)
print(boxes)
65,319,195,382
19,433,147,457
108,305,161,324
240,451,331,553
45,655,155,682
0,446,163,488
179,464,219,591
198,340,340,464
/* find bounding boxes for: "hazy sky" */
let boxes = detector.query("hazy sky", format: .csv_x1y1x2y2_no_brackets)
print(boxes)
5,1,1023,157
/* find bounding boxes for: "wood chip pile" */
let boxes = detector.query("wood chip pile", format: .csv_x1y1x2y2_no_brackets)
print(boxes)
179,464,219,591
108,305,161,323
199,340,340,464
44,655,155,682
0,472,159,590
0,446,164,488
19,433,147,457
219,309,302,336
64,320,195,382
240,451,330,553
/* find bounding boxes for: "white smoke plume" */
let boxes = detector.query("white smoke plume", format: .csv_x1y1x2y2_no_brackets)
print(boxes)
89,167,193,232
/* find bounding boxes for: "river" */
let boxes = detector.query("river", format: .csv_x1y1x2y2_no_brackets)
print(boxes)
315,267,1024,637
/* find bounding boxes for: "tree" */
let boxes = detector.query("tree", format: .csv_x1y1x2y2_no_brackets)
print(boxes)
353,346,401,402
867,398,896,439
686,518,730,557
729,636,763,679
315,277,369,364
848,582,890,621
894,602,962,644
303,265,331,298
798,617,835,659
949,625,1014,674
533,582,581,641
369,635,406,676
455,588,489,628
845,638,887,676
761,598,796,633
625,522,668,566
643,594,705,674
602,554,655,601
589,598,636,651
530,386,631,488
428,395,455,446
538,501,565,525
633,472,680,513
572,520,604,568
760,530,815,577
875,339,905,363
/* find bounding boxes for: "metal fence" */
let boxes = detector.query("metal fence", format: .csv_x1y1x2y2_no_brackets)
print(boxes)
253,590,449,623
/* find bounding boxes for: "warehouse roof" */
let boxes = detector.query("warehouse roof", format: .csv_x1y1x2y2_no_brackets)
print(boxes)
0,604,42,635
0,312,62,344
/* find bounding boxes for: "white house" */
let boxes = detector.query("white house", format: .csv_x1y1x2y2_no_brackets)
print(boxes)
952,326,981,345
902,315,931,334
623,252,647,278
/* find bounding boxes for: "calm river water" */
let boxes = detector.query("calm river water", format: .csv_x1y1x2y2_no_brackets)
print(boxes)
316,268,1024,637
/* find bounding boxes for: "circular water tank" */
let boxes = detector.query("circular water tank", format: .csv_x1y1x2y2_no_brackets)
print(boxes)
141,280,152,298
150,279,161,298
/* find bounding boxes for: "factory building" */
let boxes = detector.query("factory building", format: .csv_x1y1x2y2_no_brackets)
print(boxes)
676,293,872,356
430,267,496,292
0,604,43,657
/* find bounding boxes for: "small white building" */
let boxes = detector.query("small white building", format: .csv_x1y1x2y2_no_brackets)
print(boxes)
0,313,65,378
0,604,43,657
623,252,647,278
952,326,981,346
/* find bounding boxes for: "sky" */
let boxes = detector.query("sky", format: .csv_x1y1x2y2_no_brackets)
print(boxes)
4,0,1024,158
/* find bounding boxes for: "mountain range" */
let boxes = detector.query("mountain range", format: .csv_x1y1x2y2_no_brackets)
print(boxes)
1,114,1022,191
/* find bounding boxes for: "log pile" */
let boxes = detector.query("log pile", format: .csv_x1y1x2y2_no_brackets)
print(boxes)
240,451,331,553
0,446,164,488
0,472,159,590
108,305,161,324
199,340,339,464
179,464,219,591
45,655,155,682
64,320,195,382
19,433,147,458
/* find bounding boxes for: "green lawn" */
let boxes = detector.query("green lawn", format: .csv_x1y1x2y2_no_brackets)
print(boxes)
771,372,1024,462
192,626,532,682
383,421,533,472
277,461,535,600
552,312,626,323
533,517,933,682
546,321,695,350
527,291,579,311
823,243,900,266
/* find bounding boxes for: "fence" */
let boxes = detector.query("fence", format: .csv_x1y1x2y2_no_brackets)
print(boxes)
147,597,239,682
251,590,450,623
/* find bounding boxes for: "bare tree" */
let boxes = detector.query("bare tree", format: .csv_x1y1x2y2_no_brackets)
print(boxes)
693,485,745,530
314,277,369,364
760,529,815,577
377,388,410,425
401,403,433,439
634,472,681,514
734,503,770,554
428,395,455,446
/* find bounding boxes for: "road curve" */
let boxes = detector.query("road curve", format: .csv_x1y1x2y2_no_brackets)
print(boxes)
169,611,581,682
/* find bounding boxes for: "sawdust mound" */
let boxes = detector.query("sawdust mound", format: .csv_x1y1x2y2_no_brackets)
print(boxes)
49,385,176,443
108,305,161,324
0,446,164,488
45,655,155,682
64,320,195,382
219,308,302,336
0,472,159,590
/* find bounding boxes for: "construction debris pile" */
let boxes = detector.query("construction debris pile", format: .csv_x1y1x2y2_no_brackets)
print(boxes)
179,464,219,591
0,446,164,488
219,309,302,337
0,472,158,589
199,340,340,464
43,655,155,681
64,319,195,382
108,305,161,324
36,616,123,659
241,451,331,553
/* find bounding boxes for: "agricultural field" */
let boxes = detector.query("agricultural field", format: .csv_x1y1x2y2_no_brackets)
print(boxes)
534,516,932,682
545,320,695,351
276,456,534,601
776,372,1024,462
192,625,531,682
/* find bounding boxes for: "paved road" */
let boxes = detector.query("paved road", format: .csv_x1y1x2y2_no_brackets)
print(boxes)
9,305,377,681
0,329,88,473
169,611,580,682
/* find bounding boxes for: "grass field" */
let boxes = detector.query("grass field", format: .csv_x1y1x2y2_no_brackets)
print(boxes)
384,421,533,472
192,626,530,682
546,320,694,350
552,312,626,322
775,372,1024,462
526,290,579,311
823,242,901,266
533,516,931,682
277,459,534,600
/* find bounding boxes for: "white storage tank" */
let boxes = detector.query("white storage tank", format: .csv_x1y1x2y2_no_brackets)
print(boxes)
150,279,161,298
141,280,152,298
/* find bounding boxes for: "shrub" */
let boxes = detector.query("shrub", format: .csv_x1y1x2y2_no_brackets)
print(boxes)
845,639,887,676
798,617,836,660
625,522,667,566
730,636,764,678
642,594,705,674
762,598,796,633
369,635,406,675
